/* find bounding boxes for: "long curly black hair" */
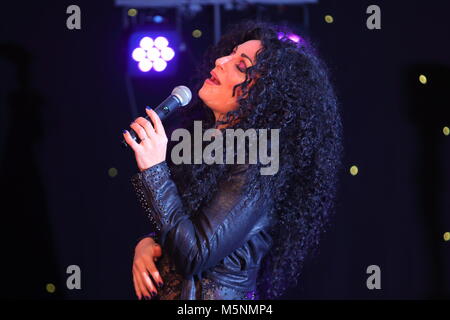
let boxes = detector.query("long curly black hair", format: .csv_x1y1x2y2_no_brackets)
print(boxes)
167,20,344,299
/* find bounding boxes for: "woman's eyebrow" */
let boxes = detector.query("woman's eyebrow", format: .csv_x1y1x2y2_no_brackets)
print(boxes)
241,53,253,65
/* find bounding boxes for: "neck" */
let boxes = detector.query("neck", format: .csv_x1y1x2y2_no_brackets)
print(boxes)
213,111,241,130
213,111,228,130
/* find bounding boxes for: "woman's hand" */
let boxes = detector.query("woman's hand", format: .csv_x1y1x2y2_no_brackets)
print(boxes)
123,107,168,172
132,237,164,300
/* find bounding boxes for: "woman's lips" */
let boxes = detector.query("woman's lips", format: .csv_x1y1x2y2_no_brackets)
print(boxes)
208,71,221,85
205,78,220,86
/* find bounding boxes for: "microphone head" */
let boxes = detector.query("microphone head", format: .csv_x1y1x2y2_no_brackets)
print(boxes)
172,85,192,106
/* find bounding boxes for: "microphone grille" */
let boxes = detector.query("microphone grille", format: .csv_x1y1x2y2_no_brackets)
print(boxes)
172,85,192,106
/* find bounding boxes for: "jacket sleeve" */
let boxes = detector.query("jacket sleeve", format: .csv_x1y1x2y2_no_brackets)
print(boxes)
130,161,265,277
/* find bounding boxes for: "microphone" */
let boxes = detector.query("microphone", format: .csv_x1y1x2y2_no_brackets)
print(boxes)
122,85,192,147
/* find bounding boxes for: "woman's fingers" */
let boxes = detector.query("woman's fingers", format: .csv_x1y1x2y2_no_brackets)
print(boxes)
132,272,142,300
134,264,152,299
144,257,164,287
142,271,158,297
153,244,162,258
130,122,149,142
122,130,140,151
146,108,166,137
134,116,156,139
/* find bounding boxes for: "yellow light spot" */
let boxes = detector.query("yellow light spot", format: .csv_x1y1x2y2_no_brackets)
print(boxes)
444,232,450,241
192,29,202,38
46,283,55,293
128,8,137,17
443,126,450,136
419,74,427,84
350,165,359,176
108,167,118,178
325,15,334,23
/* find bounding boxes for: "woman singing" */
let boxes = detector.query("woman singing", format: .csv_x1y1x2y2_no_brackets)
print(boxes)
123,20,343,300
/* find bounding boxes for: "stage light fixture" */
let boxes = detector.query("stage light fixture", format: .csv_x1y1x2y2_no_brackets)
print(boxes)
138,60,152,72
128,30,179,76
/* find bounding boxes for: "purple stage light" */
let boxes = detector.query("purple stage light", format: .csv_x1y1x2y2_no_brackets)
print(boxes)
288,34,301,43
278,32,305,46
154,36,169,49
147,47,160,61
130,34,176,73
138,59,153,72
132,48,146,62
153,58,167,72
161,47,175,61
140,37,154,50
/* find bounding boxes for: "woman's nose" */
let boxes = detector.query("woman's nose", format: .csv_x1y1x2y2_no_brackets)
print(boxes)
215,55,232,68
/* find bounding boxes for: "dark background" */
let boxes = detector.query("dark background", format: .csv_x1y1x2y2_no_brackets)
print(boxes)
0,0,449,299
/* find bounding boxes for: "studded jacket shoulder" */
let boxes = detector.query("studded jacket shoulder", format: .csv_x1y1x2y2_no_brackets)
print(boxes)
130,161,274,300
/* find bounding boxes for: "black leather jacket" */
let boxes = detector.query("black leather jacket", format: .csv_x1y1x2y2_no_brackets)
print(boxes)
130,161,274,300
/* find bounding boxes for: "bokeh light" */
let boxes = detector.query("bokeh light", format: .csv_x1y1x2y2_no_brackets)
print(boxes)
443,126,450,136
192,29,202,38
325,15,334,23
419,74,427,84
153,15,163,23
350,165,359,176
46,283,56,293
108,167,118,178
444,232,450,241
128,8,137,17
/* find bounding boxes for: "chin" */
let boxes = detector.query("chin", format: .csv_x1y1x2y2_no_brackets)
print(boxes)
198,85,205,99
198,87,212,108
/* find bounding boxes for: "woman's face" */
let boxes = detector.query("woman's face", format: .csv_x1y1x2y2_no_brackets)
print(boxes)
198,39,262,122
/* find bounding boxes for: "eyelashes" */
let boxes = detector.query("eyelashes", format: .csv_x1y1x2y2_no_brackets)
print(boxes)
231,48,247,73
231,48,243,72
236,63,246,73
